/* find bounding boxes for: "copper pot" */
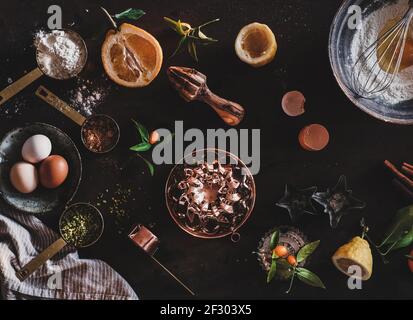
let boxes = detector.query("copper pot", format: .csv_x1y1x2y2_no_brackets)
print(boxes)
165,148,256,241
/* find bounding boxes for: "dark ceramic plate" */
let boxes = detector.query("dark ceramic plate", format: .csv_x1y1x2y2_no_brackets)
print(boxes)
0,123,82,214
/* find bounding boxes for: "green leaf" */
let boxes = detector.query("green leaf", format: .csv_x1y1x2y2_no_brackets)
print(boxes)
198,29,209,40
297,240,320,263
196,29,218,42
132,119,149,142
266,259,277,283
269,230,279,251
164,17,219,62
176,19,185,35
296,267,326,289
391,230,413,251
130,142,151,152
136,153,155,176
198,18,220,29
164,17,179,31
114,8,146,20
142,157,155,176
164,18,188,36
188,40,198,62
378,206,413,249
171,36,187,58
276,259,295,280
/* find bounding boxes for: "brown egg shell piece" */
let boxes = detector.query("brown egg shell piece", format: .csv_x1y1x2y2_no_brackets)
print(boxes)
282,91,306,117
299,124,330,151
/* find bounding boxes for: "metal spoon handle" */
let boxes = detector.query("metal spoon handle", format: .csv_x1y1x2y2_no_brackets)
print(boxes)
0,68,43,106
16,237,67,281
152,256,195,296
35,86,86,126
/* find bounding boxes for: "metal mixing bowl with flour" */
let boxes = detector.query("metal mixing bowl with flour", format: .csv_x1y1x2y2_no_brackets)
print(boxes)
329,0,413,124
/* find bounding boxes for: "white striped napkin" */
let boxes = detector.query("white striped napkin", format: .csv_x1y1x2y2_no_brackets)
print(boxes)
0,204,138,300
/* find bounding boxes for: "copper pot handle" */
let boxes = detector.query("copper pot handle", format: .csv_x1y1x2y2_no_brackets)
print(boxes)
231,232,241,243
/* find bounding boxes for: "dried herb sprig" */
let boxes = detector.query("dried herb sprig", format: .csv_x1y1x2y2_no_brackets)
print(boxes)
267,230,325,293
164,17,220,61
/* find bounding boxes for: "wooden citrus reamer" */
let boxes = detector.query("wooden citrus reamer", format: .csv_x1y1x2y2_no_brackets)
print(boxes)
167,66,245,126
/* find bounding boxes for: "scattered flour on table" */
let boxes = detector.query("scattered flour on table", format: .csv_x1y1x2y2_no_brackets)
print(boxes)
350,0,413,104
0,96,27,118
67,77,111,116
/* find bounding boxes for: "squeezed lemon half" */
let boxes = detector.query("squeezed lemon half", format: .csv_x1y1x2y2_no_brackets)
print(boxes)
332,237,373,281
235,22,277,67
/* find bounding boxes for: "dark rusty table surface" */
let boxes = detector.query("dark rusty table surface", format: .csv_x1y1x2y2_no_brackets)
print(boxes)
0,0,412,299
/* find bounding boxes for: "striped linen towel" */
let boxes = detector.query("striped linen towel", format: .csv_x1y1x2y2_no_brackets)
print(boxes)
0,206,138,300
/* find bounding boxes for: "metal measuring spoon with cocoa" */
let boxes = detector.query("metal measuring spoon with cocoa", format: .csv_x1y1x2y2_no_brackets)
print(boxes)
81,114,119,153
35,86,120,154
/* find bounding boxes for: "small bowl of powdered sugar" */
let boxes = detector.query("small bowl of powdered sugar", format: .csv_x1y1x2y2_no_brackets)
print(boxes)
329,0,413,124
35,29,88,80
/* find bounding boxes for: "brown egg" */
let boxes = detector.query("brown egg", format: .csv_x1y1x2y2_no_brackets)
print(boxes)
10,162,39,194
39,155,69,189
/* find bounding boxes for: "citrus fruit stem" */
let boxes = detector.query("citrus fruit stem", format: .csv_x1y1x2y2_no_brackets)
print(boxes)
101,7,118,30
285,268,296,294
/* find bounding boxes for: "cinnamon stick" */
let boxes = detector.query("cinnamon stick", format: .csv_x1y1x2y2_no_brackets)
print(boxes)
401,165,413,179
403,162,413,171
392,178,413,199
384,160,413,188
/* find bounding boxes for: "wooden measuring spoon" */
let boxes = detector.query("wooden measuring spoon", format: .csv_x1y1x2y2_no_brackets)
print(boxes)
167,66,245,126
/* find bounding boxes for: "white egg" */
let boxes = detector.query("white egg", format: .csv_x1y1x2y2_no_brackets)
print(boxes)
21,134,52,164
10,162,39,194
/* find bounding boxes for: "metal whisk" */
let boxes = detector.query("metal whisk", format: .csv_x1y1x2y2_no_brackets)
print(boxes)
351,0,413,97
